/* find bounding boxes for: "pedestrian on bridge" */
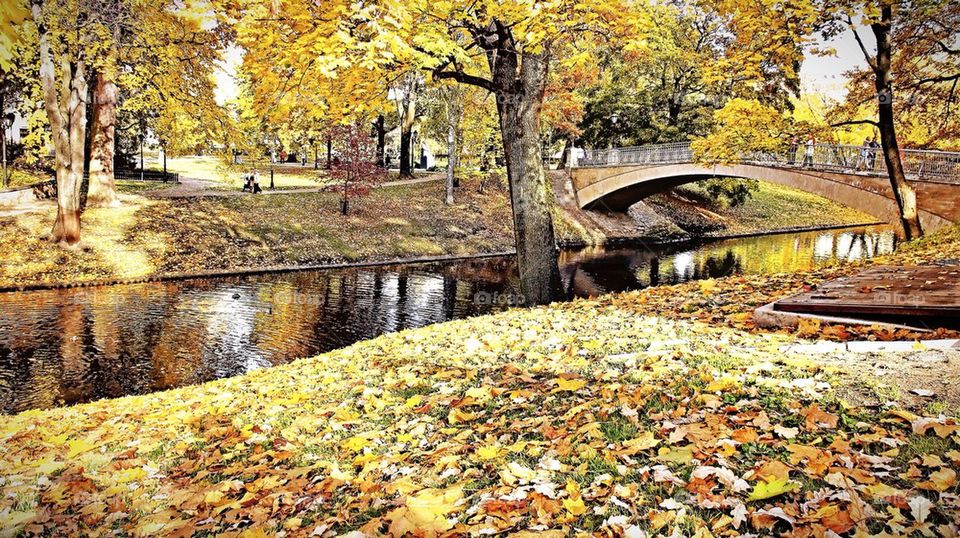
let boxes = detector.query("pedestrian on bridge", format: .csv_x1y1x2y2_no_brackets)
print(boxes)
787,136,799,165
868,137,880,170
856,137,871,171
803,135,815,167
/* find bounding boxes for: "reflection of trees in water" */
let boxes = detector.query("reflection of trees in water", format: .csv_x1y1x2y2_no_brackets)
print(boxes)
561,227,897,296
0,227,903,413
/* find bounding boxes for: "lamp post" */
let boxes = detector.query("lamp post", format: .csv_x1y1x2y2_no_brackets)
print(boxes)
2,113,13,189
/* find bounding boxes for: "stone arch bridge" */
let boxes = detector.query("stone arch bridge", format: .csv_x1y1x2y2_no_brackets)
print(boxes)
569,142,960,232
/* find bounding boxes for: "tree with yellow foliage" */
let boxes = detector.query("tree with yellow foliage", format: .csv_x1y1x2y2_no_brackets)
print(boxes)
819,0,960,239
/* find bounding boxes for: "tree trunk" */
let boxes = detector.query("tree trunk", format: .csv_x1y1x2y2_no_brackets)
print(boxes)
445,92,458,205
557,135,573,169
399,80,417,177
326,135,332,170
399,124,413,177
86,70,118,207
35,1,86,245
1,92,7,189
375,114,386,168
872,7,923,239
489,42,563,306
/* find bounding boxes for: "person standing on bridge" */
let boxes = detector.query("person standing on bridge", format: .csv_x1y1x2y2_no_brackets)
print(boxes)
856,137,871,171
803,135,815,167
868,137,880,170
787,136,799,165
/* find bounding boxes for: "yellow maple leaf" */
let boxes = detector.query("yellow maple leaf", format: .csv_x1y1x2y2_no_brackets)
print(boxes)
563,495,587,516
476,445,502,460
553,377,587,392
66,438,97,458
204,490,226,506
402,486,464,532
919,468,957,492
343,435,368,452
747,478,800,501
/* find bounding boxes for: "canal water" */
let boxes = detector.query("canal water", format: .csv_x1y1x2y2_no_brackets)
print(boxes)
0,225,896,413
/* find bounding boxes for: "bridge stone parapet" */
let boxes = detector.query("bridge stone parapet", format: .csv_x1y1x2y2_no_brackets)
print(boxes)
569,144,960,233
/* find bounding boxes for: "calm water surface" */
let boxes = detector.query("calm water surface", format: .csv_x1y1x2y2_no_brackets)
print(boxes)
0,225,896,413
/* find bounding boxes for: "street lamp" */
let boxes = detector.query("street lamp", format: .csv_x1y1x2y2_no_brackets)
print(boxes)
610,112,621,152
2,113,14,189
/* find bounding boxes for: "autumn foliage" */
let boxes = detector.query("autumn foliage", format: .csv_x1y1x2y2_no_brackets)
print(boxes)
327,122,387,215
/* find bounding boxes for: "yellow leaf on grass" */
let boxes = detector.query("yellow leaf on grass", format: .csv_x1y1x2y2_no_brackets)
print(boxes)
619,431,659,454
66,439,97,458
563,495,587,516
476,445,502,460
919,468,957,492
404,394,422,408
404,486,464,532
699,279,717,294
747,478,800,501
204,490,226,506
114,467,148,484
706,375,739,392
343,436,368,452
553,378,587,392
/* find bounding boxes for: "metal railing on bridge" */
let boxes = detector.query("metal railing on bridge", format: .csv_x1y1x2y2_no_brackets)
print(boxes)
573,141,960,185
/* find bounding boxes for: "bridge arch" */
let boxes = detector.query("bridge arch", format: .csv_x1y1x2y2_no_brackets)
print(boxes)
571,162,956,232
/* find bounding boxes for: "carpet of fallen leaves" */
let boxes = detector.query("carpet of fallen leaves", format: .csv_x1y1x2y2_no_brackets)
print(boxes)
623,224,960,343
2,284,960,536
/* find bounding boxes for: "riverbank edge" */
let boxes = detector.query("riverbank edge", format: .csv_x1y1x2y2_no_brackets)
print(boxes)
556,220,886,249
1,221,888,294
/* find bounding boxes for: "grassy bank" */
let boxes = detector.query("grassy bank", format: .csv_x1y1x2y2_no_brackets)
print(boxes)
2,226,959,537
0,171,928,290
0,179,514,289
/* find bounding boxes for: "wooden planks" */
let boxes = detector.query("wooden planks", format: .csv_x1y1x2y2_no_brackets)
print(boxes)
774,265,960,318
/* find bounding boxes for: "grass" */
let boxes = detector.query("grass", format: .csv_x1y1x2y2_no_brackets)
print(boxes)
1,168,51,189
158,155,434,191
656,181,877,237
0,178,515,288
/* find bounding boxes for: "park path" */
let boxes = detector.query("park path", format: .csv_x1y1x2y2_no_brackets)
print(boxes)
147,174,442,199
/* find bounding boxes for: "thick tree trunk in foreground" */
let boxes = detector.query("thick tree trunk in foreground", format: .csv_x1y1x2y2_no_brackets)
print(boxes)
872,7,923,239
326,135,332,170
446,117,456,205
490,42,562,305
86,70,118,208
433,21,563,305
34,1,87,245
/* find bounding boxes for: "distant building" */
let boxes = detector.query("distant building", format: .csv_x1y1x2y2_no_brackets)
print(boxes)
4,109,28,145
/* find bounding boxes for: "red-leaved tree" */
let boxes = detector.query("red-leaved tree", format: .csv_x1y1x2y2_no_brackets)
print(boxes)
327,122,386,215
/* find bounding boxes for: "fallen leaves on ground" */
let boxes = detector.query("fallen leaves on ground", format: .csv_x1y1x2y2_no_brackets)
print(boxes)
2,290,959,536
621,224,960,344
0,178,514,289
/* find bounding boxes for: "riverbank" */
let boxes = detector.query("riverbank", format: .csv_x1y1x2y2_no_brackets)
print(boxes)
2,226,959,537
553,180,879,246
0,179,516,289
1,173,881,290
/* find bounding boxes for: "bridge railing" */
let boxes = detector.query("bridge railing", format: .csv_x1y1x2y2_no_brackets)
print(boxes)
574,141,960,184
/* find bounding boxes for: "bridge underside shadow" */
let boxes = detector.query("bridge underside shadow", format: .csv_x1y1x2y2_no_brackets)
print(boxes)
572,163,957,233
